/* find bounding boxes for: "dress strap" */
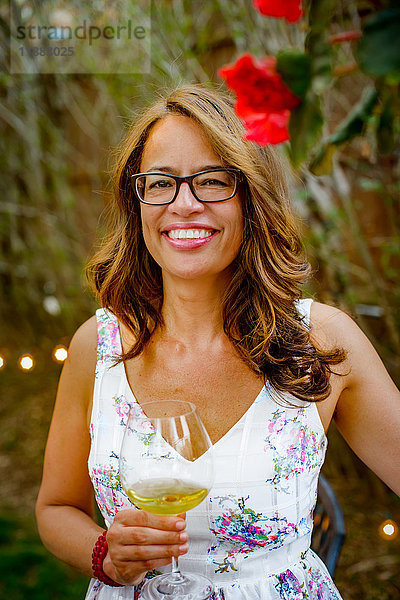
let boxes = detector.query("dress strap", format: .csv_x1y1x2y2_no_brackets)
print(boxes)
295,298,314,328
95,308,122,374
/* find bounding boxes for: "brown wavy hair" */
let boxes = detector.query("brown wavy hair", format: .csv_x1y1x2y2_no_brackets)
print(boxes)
86,83,345,403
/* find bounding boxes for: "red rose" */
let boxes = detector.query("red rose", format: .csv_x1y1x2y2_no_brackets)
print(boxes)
219,54,300,145
219,54,299,118
243,111,291,145
253,0,302,23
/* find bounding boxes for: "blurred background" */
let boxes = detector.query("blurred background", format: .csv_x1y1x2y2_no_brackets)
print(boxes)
1,0,399,598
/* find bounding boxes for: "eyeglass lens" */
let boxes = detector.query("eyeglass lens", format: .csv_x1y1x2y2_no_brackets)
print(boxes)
136,171,237,204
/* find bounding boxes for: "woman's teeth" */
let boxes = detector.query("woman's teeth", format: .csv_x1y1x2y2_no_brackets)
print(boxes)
166,229,214,240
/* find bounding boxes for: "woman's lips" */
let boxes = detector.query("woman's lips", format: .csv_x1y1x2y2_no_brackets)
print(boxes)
161,229,219,249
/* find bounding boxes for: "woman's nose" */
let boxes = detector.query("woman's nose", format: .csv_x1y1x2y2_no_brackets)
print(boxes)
168,182,205,215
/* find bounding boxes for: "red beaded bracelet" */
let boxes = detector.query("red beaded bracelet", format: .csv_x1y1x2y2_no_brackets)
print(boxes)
91,530,123,587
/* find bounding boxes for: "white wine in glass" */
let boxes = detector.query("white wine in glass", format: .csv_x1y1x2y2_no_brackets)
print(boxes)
119,400,215,599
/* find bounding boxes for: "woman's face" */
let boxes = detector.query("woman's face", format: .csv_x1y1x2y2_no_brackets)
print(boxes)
138,115,243,284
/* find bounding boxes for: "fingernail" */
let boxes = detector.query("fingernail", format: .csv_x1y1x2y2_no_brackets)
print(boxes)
179,532,188,542
179,544,188,553
175,520,186,531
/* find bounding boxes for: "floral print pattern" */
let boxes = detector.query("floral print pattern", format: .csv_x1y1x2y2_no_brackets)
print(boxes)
303,566,340,600
208,497,313,574
113,394,133,426
125,401,157,446
90,456,127,519
274,570,305,600
95,309,120,377
265,408,325,493
86,305,342,600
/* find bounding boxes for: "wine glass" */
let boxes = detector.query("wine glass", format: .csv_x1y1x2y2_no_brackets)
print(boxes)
119,400,215,599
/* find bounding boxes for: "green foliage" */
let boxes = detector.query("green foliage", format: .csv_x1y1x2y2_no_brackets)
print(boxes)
289,93,323,166
329,88,378,145
376,84,400,155
276,1,400,175
306,0,336,93
310,87,379,174
277,49,325,166
277,50,312,99
308,0,337,30
357,9,400,77
0,513,88,600
0,73,143,346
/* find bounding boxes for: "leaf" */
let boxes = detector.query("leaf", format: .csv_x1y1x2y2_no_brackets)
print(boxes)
357,9,400,77
308,0,337,31
288,94,324,166
305,0,336,93
277,50,312,99
306,34,333,93
308,143,337,176
329,87,378,145
309,87,379,174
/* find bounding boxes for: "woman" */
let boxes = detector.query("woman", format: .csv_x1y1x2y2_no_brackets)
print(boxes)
36,84,400,599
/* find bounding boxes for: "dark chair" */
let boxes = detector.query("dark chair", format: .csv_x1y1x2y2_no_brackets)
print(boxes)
311,473,346,576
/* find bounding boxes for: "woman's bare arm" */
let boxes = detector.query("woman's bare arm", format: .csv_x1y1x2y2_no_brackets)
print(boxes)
35,316,102,575
35,316,188,584
311,302,400,496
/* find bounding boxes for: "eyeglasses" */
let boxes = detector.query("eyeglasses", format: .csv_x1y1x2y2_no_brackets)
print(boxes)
131,168,243,205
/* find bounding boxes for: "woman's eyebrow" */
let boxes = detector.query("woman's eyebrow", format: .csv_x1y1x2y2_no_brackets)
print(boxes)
145,164,226,174
145,166,176,173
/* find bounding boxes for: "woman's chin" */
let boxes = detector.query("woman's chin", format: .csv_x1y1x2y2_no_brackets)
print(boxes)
164,270,216,283
161,263,235,287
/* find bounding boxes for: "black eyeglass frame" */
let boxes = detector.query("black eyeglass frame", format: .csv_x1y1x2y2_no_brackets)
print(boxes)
130,168,244,206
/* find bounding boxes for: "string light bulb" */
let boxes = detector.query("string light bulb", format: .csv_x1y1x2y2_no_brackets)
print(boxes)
0,355,5,369
379,518,399,540
18,354,35,371
52,345,68,363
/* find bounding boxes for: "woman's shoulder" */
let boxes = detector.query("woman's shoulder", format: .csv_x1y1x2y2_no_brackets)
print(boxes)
70,314,97,347
309,300,373,378
68,310,122,371
66,315,98,376
309,300,359,342
51,316,98,424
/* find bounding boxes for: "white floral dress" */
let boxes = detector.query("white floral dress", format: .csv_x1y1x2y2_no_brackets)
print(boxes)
86,298,343,600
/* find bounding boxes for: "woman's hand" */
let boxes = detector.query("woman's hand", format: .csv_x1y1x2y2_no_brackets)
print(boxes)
103,509,188,586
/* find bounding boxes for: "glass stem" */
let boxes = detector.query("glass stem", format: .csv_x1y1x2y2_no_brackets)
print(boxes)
171,555,184,583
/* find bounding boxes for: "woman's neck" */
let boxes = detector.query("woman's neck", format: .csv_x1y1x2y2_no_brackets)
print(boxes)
159,273,229,347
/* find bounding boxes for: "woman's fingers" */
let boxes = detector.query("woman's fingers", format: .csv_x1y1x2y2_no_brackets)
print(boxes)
107,509,187,549
105,539,188,585
104,509,189,585
113,508,186,531
118,541,189,562
111,524,188,546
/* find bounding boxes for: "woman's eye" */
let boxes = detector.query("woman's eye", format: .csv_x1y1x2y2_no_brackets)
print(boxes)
149,179,172,189
201,178,227,187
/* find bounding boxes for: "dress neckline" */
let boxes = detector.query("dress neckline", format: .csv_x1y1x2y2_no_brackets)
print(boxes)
114,318,269,450
109,302,327,446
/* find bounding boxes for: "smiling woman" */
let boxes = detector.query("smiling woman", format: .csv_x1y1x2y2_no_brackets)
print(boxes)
86,85,344,396
137,115,244,283
35,84,400,600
